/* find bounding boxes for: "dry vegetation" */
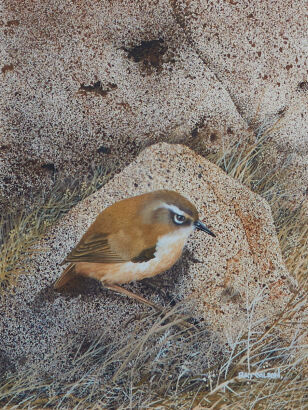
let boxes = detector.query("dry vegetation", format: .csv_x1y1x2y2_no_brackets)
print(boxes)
0,125,307,408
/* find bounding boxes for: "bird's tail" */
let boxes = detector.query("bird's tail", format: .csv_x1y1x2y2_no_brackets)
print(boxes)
54,263,76,289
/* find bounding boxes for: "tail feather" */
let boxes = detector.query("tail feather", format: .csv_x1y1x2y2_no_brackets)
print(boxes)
54,263,76,289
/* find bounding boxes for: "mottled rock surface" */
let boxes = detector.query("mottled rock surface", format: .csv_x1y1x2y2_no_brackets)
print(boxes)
2,0,307,213
0,143,296,378
0,0,250,211
171,0,308,204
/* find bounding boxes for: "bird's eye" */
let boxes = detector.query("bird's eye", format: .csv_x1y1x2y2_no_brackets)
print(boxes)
173,213,186,224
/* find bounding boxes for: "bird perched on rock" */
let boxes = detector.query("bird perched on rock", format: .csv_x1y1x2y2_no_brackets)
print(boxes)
54,190,215,310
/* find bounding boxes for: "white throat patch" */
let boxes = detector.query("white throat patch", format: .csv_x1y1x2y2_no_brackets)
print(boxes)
155,226,194,257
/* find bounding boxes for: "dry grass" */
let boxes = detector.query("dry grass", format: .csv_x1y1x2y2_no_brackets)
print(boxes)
0,124,307,408
0,294,306,408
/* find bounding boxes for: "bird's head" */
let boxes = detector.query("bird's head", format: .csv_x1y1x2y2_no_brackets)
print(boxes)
139,190,216,238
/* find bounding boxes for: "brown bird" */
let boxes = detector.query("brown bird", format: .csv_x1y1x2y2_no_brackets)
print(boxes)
54,190,215,310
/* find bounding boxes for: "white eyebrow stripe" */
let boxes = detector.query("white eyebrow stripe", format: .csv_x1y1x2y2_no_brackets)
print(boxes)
163,203,186,216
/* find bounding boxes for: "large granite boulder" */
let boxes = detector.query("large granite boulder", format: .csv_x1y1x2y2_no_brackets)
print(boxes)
2,0,307,214
0,143,296,379
0,0,250,212
170,0,308,206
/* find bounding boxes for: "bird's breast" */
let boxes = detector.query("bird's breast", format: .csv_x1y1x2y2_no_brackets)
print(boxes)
75,227,193,284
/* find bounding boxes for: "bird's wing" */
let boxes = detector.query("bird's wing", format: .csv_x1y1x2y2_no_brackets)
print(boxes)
62,233,157,264
62,233,126,264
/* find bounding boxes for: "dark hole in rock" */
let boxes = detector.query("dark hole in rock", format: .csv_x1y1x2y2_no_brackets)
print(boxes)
97,146,111,154
297,81,308,91
41,163,56,173
277,107,286,116
124,39,167,73
79,81,117,97
191,127,199,138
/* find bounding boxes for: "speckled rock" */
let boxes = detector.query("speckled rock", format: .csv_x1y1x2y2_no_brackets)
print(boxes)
0,0,250,212
2,0,307,212
0,143,297,378
170,0,308,204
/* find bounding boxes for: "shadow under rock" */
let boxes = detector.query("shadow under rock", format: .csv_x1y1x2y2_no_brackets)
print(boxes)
0,349,15,379
31,276,106,313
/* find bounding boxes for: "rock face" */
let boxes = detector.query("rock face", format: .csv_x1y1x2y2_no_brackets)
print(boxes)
0,0,250,211
1,0,307,212
0,143,295,378
170,0,308,204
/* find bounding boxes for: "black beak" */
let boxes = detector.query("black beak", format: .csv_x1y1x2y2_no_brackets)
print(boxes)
194,220,216,237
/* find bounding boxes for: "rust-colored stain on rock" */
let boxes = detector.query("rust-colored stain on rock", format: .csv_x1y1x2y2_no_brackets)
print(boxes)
234,202,268,272
2,64,14,74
